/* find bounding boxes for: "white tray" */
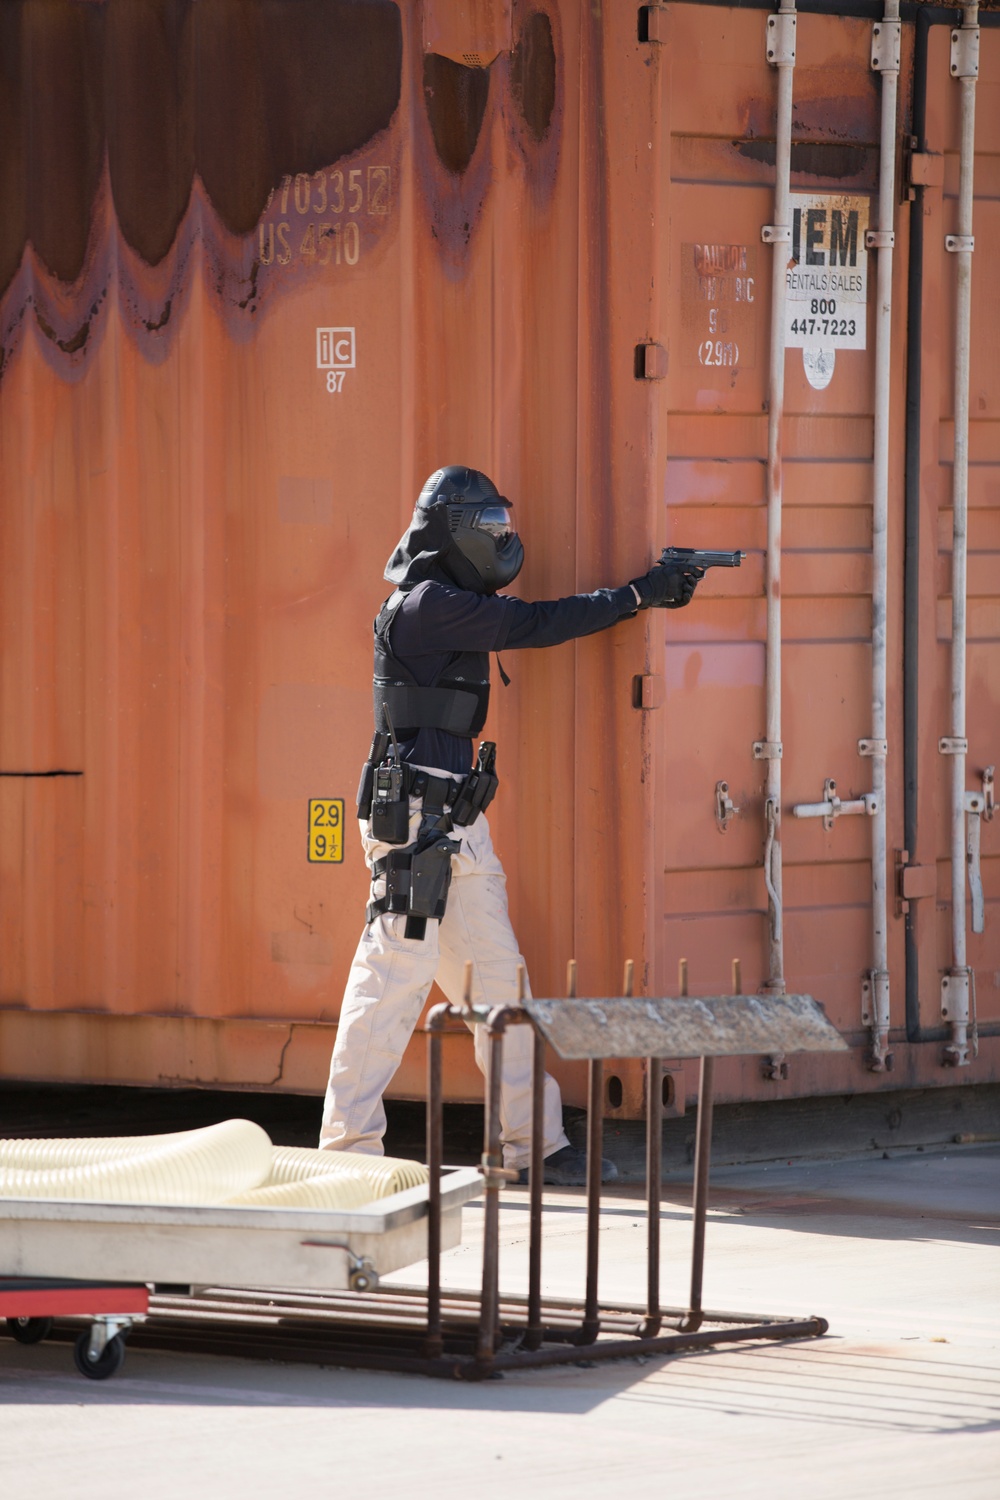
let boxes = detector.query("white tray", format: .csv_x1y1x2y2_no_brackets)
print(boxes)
0,1167,483,1293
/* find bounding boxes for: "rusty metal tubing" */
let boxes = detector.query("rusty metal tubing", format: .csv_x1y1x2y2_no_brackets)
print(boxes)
147,1289,818,1332
681,1054,716,1333
475,1005,521,1369
121,1309,828,1381
424,1001,451,1359
475,1021,504,1367
477,1317,830,1378
224,1282,807,1334
525,1023,547,1350
581,1057,604,1344
637,1056,664,1338
150,1287,818,1336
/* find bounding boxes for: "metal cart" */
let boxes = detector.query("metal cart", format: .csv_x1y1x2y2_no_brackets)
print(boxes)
0,1167,482,1379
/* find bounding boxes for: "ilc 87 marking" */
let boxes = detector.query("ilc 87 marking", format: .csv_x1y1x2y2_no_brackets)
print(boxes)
308,799,344,863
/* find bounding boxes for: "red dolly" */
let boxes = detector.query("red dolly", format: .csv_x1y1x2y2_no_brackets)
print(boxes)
2,1278,149,1380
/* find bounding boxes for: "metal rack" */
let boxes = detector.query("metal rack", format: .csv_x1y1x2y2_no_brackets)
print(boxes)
422,957,847,1378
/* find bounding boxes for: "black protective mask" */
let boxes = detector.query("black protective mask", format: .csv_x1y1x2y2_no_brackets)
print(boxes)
444,501,524,594
386,467,524,595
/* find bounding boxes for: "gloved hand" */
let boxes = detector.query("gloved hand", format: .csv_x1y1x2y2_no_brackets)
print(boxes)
629,561,701,610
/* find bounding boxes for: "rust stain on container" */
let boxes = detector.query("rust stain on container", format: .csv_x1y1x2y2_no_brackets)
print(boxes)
511,9,557,142
0,1,997,1114
0,0,403,370
423,53,492,175
736,140,876,187
0,0,107,292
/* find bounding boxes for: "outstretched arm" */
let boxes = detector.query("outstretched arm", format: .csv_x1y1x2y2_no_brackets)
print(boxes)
392,563,699,657
496,561,698,650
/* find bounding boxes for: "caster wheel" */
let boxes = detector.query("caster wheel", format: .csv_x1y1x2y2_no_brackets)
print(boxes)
348,1258,377,1294
349,1271,372,1293
73,1329,127,1381
7,1316,54,1345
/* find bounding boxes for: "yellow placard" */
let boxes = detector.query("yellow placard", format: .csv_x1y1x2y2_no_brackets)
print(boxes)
308,799,344,863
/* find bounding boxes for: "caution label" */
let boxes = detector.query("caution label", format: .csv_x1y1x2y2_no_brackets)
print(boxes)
681,242,759,370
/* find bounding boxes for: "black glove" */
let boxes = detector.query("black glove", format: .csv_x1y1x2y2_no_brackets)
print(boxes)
629,561,701,610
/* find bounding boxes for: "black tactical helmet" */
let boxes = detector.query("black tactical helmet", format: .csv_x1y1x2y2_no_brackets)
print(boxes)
417,465,524,594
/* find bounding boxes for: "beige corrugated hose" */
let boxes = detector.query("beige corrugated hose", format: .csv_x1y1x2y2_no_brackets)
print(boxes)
0,1120,273,1204
229,1146,429,1208
0,1122,428,1209
267,1146,429,1194
227,1174,379,1210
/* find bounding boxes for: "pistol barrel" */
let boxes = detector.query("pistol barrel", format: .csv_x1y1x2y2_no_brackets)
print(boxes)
660,546,745,569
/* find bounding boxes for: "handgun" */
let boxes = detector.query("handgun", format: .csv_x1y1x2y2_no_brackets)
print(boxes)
659,546,746,577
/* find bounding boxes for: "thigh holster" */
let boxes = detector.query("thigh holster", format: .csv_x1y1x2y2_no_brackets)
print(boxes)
367,833,461,940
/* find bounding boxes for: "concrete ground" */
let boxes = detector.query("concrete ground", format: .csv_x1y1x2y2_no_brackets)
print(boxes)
1,1143,997,1500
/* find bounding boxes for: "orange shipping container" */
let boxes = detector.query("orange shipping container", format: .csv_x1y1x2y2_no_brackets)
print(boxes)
0,0,997,1117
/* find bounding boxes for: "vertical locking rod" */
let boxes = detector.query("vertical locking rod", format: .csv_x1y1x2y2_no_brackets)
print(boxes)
943,2,980,1067
761,0,797,994
864,0,901,1071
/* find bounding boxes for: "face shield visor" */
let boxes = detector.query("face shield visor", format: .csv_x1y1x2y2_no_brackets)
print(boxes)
447,501,524,593
474,504,516,542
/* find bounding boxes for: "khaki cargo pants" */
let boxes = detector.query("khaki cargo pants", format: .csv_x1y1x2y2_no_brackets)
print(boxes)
319,789,569,1171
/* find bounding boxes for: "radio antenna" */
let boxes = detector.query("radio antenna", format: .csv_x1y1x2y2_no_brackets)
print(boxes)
382,701,402,764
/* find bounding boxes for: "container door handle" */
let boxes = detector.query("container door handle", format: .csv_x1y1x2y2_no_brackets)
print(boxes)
967,807,984,935
964,767,994,936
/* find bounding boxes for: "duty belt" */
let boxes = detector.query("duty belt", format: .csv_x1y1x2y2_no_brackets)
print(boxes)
361,741,499,936
399,766,466,811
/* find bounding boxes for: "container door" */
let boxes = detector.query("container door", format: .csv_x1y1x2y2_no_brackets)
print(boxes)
907,24,1000,1054
658,8,906,1098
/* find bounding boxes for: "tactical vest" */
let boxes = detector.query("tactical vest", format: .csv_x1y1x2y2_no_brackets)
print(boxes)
372,590,491,739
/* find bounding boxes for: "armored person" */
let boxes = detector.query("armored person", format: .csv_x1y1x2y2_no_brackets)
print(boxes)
320,466,698,1184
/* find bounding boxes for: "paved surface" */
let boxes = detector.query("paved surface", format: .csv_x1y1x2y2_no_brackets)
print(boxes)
1,1144,998,1499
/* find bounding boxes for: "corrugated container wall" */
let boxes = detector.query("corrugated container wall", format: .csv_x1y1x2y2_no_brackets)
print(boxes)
0,0,997,1115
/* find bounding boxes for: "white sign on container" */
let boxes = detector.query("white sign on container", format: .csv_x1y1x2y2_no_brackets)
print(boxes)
785,195,870,386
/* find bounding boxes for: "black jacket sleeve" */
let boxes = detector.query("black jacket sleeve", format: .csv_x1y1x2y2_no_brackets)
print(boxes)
493,585,639,650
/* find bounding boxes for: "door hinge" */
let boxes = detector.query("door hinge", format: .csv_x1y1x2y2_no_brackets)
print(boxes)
638,5,669,44
634,342,667,381
632,674,664,710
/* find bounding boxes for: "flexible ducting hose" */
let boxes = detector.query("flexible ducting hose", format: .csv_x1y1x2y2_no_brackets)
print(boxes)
230,1148,429,1209
228,1174,380,1210
0,1123,429,1210
269,1146,429,1195
0,1120,273,1205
